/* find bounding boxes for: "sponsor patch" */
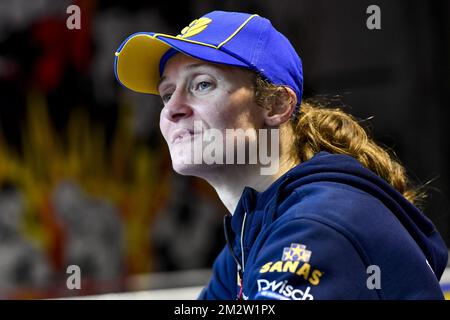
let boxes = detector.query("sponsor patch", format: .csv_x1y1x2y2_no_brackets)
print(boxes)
256,279,314,300
259,243,323,285
282,243,311,263
259,260,323,285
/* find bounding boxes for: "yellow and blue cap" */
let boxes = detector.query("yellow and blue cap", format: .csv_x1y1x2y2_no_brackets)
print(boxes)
114,11,303,112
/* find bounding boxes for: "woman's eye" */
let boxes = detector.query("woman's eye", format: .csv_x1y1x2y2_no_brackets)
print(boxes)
161,93,172,103
196,81,212,91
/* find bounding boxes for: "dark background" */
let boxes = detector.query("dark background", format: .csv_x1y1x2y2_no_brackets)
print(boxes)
0,0,448,298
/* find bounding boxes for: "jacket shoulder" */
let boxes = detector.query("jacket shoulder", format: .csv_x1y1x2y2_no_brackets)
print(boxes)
270,182,444,299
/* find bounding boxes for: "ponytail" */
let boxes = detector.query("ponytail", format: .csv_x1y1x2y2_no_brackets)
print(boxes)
253,75,426,207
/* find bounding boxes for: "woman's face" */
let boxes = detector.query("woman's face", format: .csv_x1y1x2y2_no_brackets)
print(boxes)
158,53,265,176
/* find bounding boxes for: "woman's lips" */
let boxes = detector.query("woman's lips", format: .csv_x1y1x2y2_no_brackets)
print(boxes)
170,128,198,144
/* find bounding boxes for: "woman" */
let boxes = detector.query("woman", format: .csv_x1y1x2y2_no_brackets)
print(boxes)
114,10,448,299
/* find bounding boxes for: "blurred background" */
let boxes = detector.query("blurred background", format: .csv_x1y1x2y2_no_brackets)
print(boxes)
0,0,448,299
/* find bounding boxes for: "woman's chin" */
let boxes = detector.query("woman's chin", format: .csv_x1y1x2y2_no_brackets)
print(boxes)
171,160,221,177
172,163,197,176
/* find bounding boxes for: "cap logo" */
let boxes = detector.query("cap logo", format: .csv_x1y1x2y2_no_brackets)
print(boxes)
177,17,212,39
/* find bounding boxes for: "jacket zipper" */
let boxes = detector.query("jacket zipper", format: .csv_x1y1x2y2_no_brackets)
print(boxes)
223,211,247,300
238,211,247,299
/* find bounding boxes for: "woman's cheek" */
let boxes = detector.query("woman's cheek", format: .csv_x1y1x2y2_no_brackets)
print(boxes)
159,119,170,142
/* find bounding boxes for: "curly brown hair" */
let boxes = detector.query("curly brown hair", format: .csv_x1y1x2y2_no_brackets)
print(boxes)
252,74,426,207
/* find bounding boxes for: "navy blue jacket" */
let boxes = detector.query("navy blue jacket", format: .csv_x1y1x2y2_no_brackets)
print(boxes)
198,151,448,300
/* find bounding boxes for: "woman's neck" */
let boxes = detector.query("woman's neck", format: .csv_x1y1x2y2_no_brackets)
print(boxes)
204,156,297,214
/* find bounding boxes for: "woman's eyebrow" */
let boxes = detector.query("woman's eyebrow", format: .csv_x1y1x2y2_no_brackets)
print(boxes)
185,63,217,72
157,76,167,93
158,63,219,92
156,76,167,92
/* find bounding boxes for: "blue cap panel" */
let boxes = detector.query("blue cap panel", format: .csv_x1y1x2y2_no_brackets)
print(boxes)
115,10,304,110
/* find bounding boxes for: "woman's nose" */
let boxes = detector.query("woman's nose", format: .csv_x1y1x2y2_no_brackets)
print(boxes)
162,90,193,122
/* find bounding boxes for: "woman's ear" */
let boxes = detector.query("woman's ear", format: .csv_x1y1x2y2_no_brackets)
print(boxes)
262,86,297,126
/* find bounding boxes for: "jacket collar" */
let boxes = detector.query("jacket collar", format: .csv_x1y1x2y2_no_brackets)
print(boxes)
229,168,294,236
227,151,333,236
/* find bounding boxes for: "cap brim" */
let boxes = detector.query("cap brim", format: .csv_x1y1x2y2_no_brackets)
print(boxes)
114,32,250,95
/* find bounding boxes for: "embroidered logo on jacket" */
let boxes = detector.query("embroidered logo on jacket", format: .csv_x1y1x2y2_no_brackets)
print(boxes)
259,243,323,285
282,243,311,262
256,279,314,300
